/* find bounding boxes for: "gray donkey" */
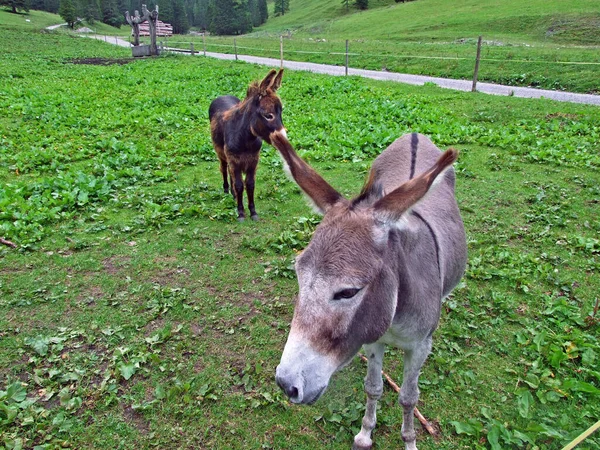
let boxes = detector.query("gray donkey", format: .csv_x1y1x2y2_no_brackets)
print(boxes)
272,131,467,450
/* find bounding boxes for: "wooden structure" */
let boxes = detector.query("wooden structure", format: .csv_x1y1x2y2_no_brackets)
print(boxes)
139,20,172,37
125,4,160,57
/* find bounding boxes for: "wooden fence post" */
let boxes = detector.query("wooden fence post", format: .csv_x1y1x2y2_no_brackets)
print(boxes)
190,42,195,55
472,35,483,92
234,38,238,61
203,33,206,56
280,35,284,69
345,40,349,76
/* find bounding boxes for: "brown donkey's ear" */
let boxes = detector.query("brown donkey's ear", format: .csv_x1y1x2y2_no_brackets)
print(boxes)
270,69,284,92
259,69,278,95
373,149,458,224
270,131,344,214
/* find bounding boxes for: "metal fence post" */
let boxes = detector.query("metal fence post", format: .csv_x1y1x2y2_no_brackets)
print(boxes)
472,36,483,92
203,33,206,56
234,38,238,61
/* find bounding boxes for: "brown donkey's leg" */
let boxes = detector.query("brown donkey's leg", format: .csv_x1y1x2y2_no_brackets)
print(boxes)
228,163,246,221
245,161,259,221
219,158,229,194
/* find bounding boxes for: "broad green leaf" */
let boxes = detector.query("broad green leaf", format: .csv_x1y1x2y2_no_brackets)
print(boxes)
526,422,563,438
562,378,600,395
6,382,27,403
524,373,540,389
0,402,19,425
119,363,137,381
24,336,49,356
517,390,534,418
487,424,502,450
582,348,596,367
449,419,483,437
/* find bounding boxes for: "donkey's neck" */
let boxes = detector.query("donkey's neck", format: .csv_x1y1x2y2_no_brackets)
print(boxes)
225,105,263,148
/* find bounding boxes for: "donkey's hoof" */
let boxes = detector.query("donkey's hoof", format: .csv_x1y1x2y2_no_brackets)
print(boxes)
352,436,373,450
251,214,259,221
237,216,246,222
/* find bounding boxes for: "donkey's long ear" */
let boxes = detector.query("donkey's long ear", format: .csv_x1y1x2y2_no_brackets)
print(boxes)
259,69,278,95
270,130,344,214
270,69,284,92
373,149,458,224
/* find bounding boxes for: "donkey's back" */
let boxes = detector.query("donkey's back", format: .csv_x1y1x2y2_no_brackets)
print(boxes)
372,133,466,297
208,95,240,122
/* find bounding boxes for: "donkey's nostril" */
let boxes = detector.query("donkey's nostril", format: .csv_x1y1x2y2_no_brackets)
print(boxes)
276,373,300,400
286,385,299,399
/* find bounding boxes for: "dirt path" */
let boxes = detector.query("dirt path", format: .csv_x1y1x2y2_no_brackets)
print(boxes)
85,34,600,106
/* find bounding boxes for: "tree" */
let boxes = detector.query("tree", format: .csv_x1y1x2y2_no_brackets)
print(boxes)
170,0,189,34
247,0,267,27
257,0,267,24
1,0,30,14
81,0,101,24
100,0,121,27
273,0,288,16
44,0,60,13
59,0,77,27
189,0,210,30
209,0,251,35
355,0,368,10
157,0,174,25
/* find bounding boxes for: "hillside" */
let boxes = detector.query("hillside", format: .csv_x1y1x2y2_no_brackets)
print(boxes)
263,0,600,45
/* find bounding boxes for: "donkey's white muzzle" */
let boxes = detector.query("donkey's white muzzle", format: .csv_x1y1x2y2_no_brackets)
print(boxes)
275,331,337,404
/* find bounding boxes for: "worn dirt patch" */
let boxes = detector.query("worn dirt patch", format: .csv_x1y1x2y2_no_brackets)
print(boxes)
123,404,150,433
151,267,192,286
69,57,134,66
102,256,131,274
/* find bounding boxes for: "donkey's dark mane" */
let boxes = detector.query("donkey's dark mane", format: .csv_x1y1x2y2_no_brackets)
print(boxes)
350,181,384,210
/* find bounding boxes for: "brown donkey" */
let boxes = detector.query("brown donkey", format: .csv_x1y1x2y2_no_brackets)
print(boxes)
209,69,284,221
271,131,467,450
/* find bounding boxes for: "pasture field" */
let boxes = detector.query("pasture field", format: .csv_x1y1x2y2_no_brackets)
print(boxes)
188,0,600,94
1,21,600,450
5,5,599,95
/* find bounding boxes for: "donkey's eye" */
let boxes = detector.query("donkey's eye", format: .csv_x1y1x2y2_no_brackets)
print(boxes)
263,113,275,121
333,288,361,301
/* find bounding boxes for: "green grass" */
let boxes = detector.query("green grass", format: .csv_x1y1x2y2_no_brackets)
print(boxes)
191,0,600,94
1,20,600,450
0,8,64,29
263,0,600,44
0,8,128,38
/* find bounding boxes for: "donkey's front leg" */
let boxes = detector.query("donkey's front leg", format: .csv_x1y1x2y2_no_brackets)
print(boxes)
353,343,385,450
399,338,432,450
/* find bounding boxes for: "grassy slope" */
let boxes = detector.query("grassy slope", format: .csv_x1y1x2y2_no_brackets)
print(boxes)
263,0,600,44
0,8,64,29
1,11,600,450
0,8,127,36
